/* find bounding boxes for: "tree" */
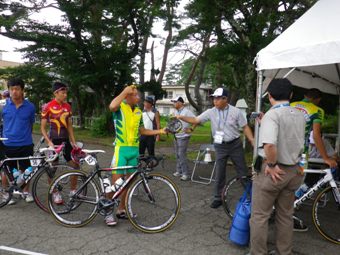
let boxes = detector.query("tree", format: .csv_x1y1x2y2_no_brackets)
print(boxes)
0,0,159,127
177,0,316,110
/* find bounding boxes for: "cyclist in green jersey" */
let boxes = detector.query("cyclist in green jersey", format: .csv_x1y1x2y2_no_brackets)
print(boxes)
291,88,337,168
106,85,167,226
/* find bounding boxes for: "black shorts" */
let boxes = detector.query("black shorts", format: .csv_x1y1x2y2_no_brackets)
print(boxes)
0,141,5,160
4,144,34,170
51,138,73,162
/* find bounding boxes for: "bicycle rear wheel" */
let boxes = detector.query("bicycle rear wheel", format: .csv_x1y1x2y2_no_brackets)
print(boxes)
126,173,181,233
0,170,12,208
222,175,252,218
32,164,73,213
312,186,340,245
48,170,100,227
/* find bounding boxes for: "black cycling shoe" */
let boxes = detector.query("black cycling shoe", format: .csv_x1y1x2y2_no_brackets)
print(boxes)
210,200,222,209
293,217,308,232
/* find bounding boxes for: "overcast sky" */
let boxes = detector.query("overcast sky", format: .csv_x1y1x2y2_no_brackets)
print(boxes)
0,1,193,77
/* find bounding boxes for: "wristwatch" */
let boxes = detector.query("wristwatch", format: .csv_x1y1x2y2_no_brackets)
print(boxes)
267,162,277,168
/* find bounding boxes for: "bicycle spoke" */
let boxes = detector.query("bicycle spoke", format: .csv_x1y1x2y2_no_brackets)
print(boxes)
313,186,340,245
48,171,99,227
127,174,180,233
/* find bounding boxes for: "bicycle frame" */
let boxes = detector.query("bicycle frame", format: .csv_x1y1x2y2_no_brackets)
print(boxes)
294,168,340,208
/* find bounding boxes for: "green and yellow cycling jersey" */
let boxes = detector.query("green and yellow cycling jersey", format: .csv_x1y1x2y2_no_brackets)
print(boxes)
291,98,324,151
112,101,143,147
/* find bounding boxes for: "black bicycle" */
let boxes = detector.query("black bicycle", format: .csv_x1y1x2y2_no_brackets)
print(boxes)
47,148,181,233
0,141,72,212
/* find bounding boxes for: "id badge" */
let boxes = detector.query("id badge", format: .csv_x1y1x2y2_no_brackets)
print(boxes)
214,131,224,144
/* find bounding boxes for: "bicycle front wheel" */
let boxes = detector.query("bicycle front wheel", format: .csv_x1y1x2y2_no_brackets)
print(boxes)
222,175,252,218
32,164,73,213
126,173,181,233
48,170,100,228
312,186,340,245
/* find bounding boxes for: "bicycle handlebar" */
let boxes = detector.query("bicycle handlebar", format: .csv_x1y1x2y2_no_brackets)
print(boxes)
39,144,65,162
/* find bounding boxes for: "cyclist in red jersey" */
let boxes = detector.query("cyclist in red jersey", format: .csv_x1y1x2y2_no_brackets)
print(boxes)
40,82,79,204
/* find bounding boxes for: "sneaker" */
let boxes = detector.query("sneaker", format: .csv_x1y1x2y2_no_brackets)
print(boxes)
210,200,222,208
2,194,16,205
22,192,34,203
105,214,117,226
69,190,77,197
180,175,190,181
293,217,308,232
173,172,181,177
52,192,63,205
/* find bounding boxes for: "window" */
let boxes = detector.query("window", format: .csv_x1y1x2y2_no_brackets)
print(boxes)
166,91,173,99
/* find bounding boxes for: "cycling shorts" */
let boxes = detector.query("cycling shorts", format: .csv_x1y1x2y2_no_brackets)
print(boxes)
111,146,138,174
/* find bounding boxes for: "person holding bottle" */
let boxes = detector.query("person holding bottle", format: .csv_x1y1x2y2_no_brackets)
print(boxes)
1,77,36,203
107,85,167,226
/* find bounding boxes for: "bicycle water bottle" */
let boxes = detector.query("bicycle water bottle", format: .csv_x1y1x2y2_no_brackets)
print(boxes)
12,168,20,183
103,177,112,193
111,177,125,192
17,167,33,185
299,154,307,170
295,183,309,198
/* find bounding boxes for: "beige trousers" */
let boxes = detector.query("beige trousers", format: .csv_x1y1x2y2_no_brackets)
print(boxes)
249,165,303,255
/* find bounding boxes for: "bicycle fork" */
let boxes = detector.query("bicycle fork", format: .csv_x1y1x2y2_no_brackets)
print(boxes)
141,174,155,203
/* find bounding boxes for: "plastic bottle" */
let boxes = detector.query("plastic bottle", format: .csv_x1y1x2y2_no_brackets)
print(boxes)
103,177,112,193
299,153,307,170
16,167,33,185
12,168,20,183
295,183,309,198
111,177,125,192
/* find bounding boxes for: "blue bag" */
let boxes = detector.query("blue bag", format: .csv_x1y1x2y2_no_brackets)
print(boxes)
229,181,252,246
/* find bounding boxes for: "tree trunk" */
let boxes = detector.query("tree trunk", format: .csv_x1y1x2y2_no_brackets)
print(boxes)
150,41,156,81
157,2,174,85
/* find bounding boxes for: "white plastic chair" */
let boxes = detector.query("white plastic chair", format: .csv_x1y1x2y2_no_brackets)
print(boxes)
191,144,216,184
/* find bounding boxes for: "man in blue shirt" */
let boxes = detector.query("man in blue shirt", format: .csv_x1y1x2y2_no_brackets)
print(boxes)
1,77,36,203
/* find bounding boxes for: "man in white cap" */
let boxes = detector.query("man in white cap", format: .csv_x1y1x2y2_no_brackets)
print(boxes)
171,96,197,181
176,88,254,207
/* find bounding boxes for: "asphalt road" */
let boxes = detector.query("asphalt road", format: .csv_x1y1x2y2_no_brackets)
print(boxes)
0,135,338,255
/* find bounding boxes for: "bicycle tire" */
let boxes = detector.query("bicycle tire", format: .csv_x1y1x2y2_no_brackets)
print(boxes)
126,173,181,233
312,185,340,245
0,170,12,208
222,175,252,218
32,164,74,213
48,170,100,228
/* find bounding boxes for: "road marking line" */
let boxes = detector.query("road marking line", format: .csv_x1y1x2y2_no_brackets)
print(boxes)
0,246,48,255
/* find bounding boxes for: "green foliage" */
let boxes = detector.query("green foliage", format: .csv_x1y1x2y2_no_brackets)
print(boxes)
139,80,167,101
90,113,112,137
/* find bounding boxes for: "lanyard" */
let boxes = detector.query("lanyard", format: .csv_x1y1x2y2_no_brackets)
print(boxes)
272,102,290,109
218,107,229,130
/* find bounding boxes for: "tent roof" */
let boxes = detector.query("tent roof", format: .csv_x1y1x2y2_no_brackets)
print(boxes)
256,0,340,95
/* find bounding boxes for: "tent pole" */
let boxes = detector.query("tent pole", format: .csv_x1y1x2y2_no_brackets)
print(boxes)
253,70,263,160
337,87,340,155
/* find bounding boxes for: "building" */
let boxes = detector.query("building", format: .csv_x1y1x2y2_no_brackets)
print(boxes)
0,53,22,90
152,84,213,116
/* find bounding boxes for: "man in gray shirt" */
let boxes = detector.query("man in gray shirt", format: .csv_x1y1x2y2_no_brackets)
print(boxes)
171,96,196,181
250,79,305,254
177,88,254,207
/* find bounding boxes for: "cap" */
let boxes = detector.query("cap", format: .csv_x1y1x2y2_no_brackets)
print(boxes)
53,82,67,92
144,96,154,105
171,96,184,103
210,88,228,97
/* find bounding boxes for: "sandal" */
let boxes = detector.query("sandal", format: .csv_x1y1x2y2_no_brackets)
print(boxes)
116,211,128,219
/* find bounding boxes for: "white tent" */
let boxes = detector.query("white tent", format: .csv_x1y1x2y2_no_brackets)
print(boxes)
254,0,340,155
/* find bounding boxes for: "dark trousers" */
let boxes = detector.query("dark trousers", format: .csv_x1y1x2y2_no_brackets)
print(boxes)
4,144,34,170
139,135,156,156
213,138,248,201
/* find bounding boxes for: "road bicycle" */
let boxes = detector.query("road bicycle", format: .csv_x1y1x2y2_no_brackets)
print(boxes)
47,149,181,233
0,141,72,212
222,168,340,245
